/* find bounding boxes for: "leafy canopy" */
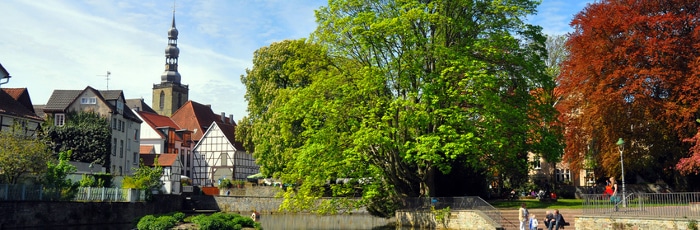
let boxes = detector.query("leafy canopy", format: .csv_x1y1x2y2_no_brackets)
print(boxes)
556,0,700,181
239,0,556,217
0,123,52,184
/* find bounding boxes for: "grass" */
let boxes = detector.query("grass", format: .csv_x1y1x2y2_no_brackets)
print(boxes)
489,198,584,210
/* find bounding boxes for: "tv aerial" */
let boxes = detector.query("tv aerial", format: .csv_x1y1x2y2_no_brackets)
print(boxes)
97,71,111,90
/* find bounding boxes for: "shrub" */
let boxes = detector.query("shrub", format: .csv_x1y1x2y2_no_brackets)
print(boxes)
136,214,178,230
172,212,186,222
191,212,261,230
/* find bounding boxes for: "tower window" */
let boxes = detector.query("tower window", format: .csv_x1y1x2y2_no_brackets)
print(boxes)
159,91,165,110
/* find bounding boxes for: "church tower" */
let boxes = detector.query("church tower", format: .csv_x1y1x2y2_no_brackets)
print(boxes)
153,12,188,117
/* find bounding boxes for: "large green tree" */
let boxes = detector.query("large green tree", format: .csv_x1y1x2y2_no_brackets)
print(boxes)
0,124,52,184
240,0,557,217
42,111,111,166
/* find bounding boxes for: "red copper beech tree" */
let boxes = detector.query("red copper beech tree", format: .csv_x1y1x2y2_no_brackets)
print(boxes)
556,0,700,179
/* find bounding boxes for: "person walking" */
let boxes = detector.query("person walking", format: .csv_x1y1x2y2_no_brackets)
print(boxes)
610,177,620,211
518,203,529,230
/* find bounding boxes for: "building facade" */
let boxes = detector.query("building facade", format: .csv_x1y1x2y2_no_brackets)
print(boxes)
134,110,193,179
43,86,142,176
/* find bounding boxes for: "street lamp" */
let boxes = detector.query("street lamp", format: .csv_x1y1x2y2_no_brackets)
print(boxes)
616,138,626,207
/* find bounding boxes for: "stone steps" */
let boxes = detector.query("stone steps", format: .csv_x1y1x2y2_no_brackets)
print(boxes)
499,209,580,230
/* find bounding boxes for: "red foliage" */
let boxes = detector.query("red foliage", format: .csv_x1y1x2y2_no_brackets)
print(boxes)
556,0,700,175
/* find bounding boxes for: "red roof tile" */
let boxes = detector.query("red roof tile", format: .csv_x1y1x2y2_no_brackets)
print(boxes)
137,111,182,141
140,153,178,167
140,145,155,154
170,100,244,151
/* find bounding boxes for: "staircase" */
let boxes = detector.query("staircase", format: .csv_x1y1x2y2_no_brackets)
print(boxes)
182,195,220,213
498,209,580,230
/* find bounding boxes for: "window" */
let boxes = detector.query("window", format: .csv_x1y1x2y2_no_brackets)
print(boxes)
533,157,541,170
133,152,138,164
159,91,165,109
117,119,122,131
134,129,139,139
120,140,124,158
54,114,65,127
112,118,117,130
556,169,571,182
80,97,97,104
112,138,117,156
119,166,123,176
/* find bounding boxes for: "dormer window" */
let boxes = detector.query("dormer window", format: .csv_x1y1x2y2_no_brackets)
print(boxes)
116,100,124,113
80,97,97,104
54,113,65,127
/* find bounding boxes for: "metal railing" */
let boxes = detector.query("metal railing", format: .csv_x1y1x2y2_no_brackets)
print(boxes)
0,184,145,202
581,192,700,218
402,196,505,227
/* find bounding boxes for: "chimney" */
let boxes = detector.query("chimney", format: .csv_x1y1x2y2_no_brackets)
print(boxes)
221,112,225,122
229,114,234,124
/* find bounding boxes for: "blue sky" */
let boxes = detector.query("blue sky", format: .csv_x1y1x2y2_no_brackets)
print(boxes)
0,0,591,121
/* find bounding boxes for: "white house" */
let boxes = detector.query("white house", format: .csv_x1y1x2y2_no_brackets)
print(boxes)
192,121,258,186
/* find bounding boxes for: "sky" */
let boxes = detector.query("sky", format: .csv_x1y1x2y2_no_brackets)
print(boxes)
0,0,592,122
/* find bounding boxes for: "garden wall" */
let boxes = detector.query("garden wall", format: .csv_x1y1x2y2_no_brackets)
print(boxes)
0,195,182,229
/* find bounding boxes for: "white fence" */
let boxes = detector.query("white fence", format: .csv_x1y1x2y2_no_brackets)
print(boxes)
0,184,145,202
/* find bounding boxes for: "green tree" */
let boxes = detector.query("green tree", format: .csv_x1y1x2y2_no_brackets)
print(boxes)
122,158,163,192
42,111,111,166
0,124,52,184
42,150,79,200
241,0,555,217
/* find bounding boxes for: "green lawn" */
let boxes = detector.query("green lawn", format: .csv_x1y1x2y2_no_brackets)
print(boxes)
489,199,583,209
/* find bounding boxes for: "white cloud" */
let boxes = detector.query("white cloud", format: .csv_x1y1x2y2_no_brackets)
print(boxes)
0,0,591,122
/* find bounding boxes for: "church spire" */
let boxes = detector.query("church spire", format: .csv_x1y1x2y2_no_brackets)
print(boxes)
161,11,181,84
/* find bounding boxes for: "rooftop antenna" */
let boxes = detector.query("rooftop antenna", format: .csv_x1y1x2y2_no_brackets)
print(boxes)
97,71,111,90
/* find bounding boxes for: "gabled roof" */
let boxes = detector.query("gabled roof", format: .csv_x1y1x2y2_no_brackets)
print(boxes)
33,105,46,118
140,153,178,167
99,90,124,101
171,100,217,141
43,86,141,123
171,100,243,150
140,145,155,154
137,111,182,141
3,88,35,113
0,88,43,121
214,121,244,151
43,89,84,112
126,98,156,114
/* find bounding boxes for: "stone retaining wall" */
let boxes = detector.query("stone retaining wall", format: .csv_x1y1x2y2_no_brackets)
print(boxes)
0,195,182,229
396,210,500,229
575,216,699,230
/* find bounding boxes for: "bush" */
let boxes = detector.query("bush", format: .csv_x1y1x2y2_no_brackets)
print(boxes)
191,212,261,230
136,214,178,230
172,212,186,222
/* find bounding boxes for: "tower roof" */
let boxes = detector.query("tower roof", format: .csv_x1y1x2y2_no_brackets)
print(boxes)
161,11,181,84
168,14,178,39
